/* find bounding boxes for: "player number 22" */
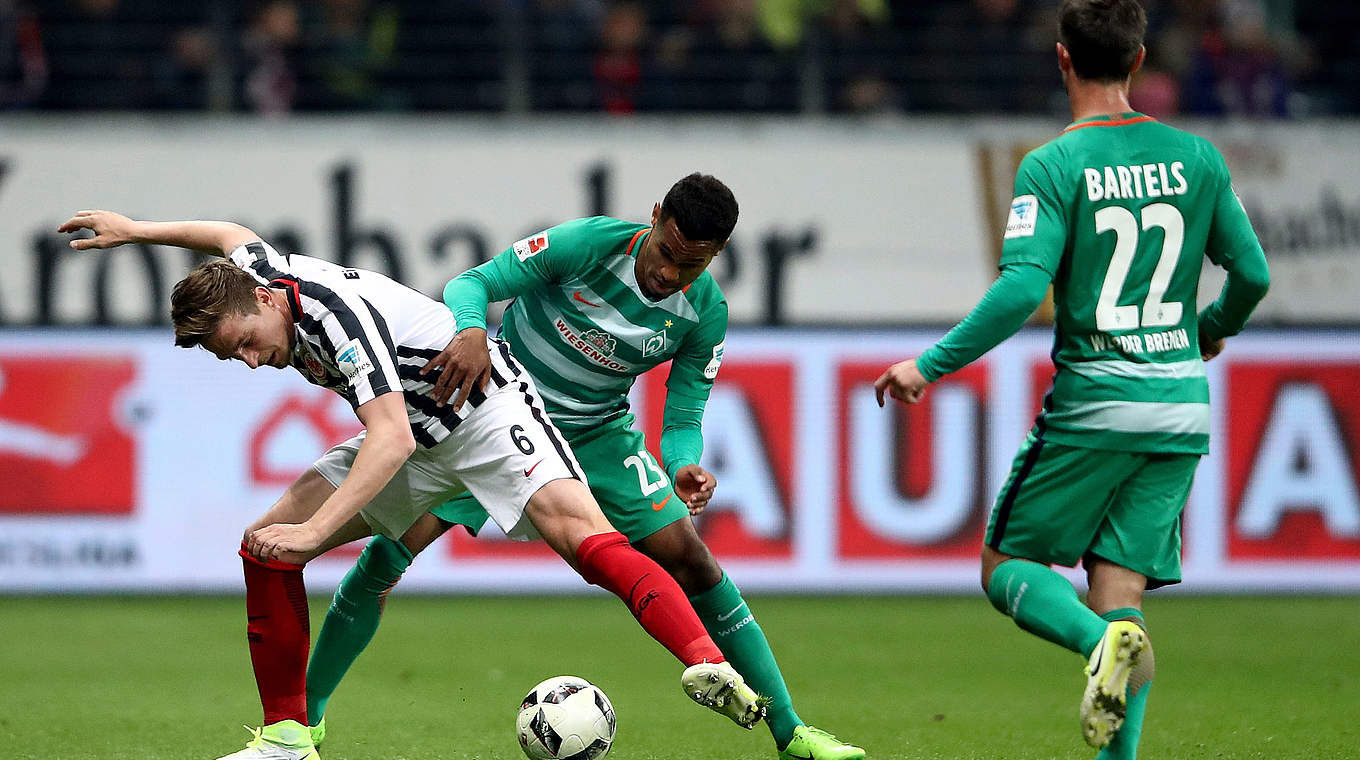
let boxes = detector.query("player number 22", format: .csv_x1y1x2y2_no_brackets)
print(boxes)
623,450,669,496
1094,203,1185,331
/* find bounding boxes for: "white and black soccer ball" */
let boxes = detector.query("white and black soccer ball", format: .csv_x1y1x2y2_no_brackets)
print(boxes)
515,675,616,760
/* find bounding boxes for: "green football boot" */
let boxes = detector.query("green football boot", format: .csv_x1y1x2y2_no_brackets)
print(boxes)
215,720,319,760
1081,620,1147,748
778,725,866,760
308,718,326,749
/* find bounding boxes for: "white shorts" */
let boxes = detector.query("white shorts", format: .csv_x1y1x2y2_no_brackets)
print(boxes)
312,374,585,542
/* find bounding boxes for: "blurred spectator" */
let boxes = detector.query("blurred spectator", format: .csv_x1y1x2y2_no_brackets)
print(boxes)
530,0,604,111
0,0,45,109
916,0,1057,113
299,0,403,110
5,0,1355,115
1294,0,1360,114
1179,0,1294,117
593,1,645,113
241,0,300,116
645,0,797,111
150,25,216,109
820,0,902,113
1129,57,1181,118
42,0,148,109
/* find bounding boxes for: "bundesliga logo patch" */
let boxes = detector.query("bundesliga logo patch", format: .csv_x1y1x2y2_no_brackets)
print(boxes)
336,339,374,380
1004,195,1038,238
513,232,550,261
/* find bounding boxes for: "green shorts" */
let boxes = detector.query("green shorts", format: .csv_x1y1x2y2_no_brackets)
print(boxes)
985,432,1200,588
431,415,689,543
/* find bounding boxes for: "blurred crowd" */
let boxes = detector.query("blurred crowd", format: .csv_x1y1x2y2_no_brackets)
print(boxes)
1,0,1355,116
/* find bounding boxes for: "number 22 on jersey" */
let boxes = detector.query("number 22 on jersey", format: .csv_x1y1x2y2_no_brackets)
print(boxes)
1094,202,1186,331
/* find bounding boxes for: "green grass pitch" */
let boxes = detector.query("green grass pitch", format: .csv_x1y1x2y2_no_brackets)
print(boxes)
2,594,1356,759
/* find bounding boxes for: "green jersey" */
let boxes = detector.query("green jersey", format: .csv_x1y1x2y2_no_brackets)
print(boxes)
1002,113,1264,454
445,216,728,477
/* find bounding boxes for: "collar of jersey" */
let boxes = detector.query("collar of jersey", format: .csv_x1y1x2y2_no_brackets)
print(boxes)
1062,111,1154,133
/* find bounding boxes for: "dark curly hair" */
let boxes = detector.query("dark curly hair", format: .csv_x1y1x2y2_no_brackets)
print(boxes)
659,173,739,244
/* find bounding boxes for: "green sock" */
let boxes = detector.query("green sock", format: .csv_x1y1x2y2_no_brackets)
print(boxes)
689,573,802,748
986,559,1107,656
1098,608,1152,760
305,535,412,725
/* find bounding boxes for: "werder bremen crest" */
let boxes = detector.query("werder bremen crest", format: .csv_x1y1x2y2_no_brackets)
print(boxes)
581,328,617,357
642,329,668,358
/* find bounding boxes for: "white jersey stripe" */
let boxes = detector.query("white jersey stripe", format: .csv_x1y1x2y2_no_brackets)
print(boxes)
600,254,700,322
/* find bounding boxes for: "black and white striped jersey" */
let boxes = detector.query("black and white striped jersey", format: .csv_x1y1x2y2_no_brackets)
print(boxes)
228,241,518,448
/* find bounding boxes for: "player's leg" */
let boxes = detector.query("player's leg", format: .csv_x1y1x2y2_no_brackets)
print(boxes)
1083,453,1196,757
304,509,466,736
1084,559,1151,756
223,467,373,760
636,519,863,759
522,477,765,728
980,435,1139,657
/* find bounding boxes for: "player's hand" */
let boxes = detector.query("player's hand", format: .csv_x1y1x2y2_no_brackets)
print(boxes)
247,521,323,561
420,327,492,410
874,358,929,406
673,464,717,516
1200,334,1225,362
57,210,139,250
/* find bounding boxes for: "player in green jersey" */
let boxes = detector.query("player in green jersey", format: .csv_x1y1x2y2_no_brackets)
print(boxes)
304,174,864,760
875,1,1269,757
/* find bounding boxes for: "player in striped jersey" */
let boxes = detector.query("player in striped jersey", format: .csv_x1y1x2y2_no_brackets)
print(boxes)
303,174,864,760
874,2,1270,757
58,209,766,760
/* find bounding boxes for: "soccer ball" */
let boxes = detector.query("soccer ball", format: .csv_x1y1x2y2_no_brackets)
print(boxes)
515,675,616,760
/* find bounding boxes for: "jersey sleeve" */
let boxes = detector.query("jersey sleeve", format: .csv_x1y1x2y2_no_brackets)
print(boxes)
228,239,290,284
1203,146,1265,268
314,295,405,409
1197,145,1271,341
916,263,1052,382
659,297,729,480
998,150,1068,276
444,217,642,332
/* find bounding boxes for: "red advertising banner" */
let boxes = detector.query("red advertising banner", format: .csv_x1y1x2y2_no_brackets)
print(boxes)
0,357,137,515
639,360,798,560
1225,361,1360,561
836,361,991,559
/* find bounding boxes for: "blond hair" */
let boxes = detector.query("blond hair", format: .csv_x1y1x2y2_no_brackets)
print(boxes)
170,260,261,348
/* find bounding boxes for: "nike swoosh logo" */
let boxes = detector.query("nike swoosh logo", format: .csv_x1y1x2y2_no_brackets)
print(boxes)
651,493,672,511
524,459,544,478
572,290,601,307
783,753,813,760
715,603,745,622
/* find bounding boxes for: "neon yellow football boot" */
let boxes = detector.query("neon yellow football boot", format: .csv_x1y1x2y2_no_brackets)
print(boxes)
308,717,325,749
778,725,866,760
215,720,319,760
1081,620,1147,748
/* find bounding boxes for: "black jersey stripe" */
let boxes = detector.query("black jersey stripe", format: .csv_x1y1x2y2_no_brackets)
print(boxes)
402,385,465,434
300,285,394,398
496,341,580,481
395,364,489,409
363,300,399,371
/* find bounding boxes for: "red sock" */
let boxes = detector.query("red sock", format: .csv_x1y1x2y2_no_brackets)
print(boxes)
240,544,310,725
576,532,723,666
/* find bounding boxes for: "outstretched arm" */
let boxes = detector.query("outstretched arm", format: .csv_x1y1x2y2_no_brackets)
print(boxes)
58,210,259,256
876,262,1051,406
